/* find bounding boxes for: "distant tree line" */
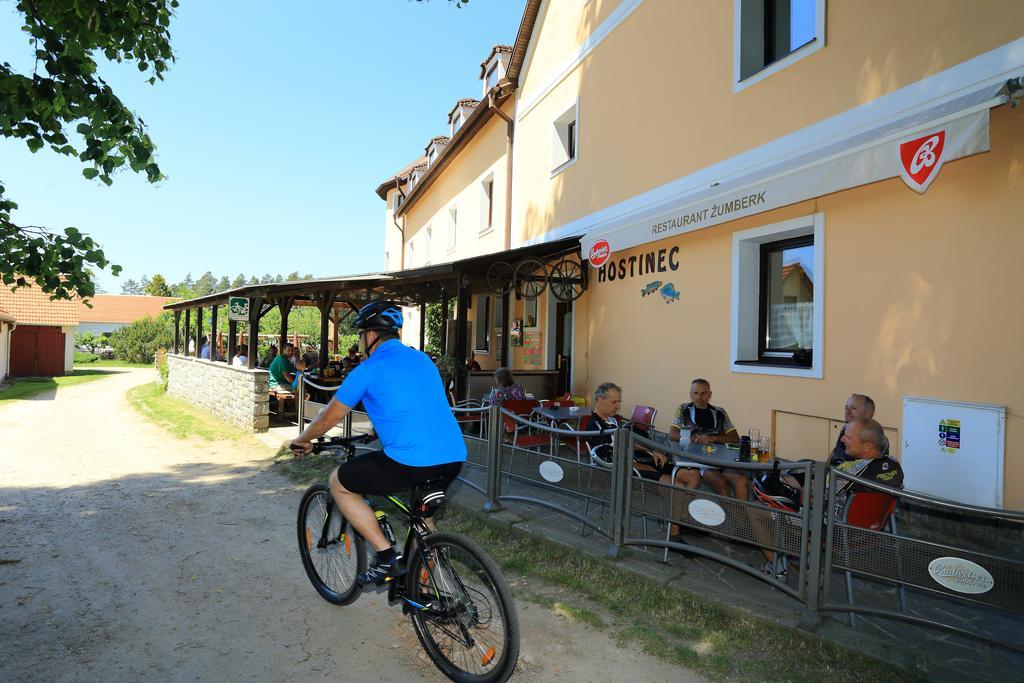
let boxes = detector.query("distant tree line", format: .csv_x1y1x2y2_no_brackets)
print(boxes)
119,270,314,298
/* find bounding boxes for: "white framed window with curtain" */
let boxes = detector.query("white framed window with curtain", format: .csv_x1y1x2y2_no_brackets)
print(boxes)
731,213,824,378
447,206,458,253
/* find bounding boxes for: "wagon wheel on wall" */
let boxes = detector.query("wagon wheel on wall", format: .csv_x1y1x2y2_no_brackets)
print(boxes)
548,259,586,302
486,261,514,295
513,258,548,300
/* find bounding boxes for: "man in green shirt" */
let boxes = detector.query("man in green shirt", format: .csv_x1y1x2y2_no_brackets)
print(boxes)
268,343,297,389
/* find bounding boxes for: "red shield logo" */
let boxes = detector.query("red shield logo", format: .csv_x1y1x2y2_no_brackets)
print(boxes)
588,239,611,267
898,130,946,193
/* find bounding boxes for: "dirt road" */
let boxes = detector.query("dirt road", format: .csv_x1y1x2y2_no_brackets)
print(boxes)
0,368,697,681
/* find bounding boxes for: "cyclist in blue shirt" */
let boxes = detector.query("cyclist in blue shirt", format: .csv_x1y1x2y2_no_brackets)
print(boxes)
290,301,467,585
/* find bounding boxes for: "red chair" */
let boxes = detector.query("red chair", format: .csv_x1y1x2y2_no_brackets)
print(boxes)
451,398,485,438
500,399,549,451
841,491,905,625
630,405,657,437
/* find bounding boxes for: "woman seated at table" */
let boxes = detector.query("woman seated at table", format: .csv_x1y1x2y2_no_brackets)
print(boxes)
482,367,526,405
231,348,248,367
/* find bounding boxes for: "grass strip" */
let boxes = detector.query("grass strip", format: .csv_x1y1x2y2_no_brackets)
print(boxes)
438,505,923,683
83,360,153,368
0,369,117,402
126,382,257,442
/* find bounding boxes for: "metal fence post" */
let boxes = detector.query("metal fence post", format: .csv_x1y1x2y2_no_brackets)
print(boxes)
606,425,629,558
343,411,352,439
296,375,305,434
802,460,828,627
483,404,502,512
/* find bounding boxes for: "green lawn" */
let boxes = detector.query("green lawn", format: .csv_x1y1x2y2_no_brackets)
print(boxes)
0,369,118,402
126,382,258,442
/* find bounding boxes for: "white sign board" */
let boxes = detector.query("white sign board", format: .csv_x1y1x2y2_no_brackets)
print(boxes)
902,396,1006,508
228,297,250,322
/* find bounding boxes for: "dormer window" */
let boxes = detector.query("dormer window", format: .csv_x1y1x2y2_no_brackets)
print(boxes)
448,99,478,137
425,136,450,168
453,115,463,134
480,45,511,97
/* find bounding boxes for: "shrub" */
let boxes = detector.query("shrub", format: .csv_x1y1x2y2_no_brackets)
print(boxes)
156,350,169,390
99,349,116,360
109,313,174,364
74,331,104,353
74,351,99,364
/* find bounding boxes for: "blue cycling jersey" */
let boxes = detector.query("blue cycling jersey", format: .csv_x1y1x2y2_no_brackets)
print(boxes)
333,339,467,467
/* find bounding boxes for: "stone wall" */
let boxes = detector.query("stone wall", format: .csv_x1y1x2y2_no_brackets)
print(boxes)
166,353,270,432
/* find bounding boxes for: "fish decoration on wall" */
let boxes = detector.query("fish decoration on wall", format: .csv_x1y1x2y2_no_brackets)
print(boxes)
641,281,662,297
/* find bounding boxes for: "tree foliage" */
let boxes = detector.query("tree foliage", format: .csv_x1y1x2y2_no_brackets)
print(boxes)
144,272,171,296
109,311,173,363
1,0,178,302
74,330,103,352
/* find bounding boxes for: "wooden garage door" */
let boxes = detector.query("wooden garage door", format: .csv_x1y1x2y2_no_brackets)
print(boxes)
10,325,65,377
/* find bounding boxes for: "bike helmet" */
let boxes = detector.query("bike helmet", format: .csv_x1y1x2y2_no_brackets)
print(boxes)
353,300,403,332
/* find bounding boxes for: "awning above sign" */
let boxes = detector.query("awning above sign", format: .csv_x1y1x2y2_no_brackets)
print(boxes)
582,105,992,256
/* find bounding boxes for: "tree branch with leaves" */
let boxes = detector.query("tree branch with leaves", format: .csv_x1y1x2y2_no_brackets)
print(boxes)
1,0,178,302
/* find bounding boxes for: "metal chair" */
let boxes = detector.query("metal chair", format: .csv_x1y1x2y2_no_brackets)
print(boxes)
629,405,658,437
452,398,485,438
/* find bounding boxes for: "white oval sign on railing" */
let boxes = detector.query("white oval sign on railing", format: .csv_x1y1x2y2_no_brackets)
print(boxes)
927,557,995,595
539,460,564,483
688,499,726,527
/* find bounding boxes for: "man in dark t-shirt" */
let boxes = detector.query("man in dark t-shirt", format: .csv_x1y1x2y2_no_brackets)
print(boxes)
834,417,904,515
669,378,742,498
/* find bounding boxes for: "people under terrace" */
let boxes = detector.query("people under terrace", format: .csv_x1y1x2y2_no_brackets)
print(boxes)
830,393,887,466
199,336,211,359
482,367,526,405
344,344,361,370
584,382,697,547
232,348,248,367
260,344,278,369
301,344,319,369
268,343,297,390
669,378,744,499
465,352,482,372
833,417,904,513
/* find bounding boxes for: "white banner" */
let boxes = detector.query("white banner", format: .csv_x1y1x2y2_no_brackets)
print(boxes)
582,109,990,257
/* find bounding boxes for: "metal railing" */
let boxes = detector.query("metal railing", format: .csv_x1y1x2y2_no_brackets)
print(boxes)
292,394,1024,651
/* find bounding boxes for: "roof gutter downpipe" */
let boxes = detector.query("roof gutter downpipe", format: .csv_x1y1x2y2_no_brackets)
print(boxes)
392,177,406,269
489,85,515,252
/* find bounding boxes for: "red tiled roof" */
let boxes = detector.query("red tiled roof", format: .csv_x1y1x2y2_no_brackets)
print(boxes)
0,306,14,323
0,283,79,326
77,294,176,323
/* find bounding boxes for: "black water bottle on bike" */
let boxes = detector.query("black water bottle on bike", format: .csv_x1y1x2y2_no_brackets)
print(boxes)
375,510,396,548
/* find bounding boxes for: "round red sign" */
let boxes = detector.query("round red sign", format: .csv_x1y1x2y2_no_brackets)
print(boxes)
588,239,611,267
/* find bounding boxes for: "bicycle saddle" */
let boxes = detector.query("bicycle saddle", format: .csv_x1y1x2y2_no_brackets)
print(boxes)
411,477,450,517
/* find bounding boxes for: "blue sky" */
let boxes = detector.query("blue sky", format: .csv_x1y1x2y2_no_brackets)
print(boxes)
0,1,523,292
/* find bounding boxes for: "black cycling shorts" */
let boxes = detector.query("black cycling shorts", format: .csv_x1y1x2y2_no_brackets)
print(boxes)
335,450,463,496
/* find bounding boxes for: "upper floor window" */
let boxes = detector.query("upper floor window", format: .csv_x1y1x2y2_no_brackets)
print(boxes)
735,0,824,91
428,148,437,164
425,225,432,265
453,115,463,134
392,191,402,212
406,241,414,268
486,63,500,91
447,206,458,252
551,100,579,175
483,177,494,231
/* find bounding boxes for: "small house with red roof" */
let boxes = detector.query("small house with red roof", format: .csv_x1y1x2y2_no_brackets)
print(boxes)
76,294,176,335
0,284,79,378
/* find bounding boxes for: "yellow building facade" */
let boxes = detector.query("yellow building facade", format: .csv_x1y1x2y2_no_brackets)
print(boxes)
379,1,1024,508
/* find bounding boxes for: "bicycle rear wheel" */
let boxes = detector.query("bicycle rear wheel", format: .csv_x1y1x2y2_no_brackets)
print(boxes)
297,483,365,605
405,532,520,682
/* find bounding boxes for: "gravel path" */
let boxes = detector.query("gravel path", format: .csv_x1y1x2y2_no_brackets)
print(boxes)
0,368,698,682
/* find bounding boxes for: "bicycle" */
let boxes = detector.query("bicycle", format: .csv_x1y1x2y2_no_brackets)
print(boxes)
294,434,520,682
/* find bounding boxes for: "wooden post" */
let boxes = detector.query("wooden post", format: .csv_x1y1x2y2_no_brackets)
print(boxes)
209,305,219,361
419,301,427,351
227,320,237,363
317,290,336,371
440,295,449,356
277,296,293,354
247,296,262,369
173,310,181,354
196,307,204,359
183,308,191,355
331,306,341,354
454,275,470,401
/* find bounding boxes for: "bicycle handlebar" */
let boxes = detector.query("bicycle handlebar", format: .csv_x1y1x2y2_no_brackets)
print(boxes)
290,432,376,456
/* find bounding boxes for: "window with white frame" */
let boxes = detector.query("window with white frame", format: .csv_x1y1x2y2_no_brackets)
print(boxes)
406,241,414,268
453,114,462,134
424,225,432,265
735,0,823,88
447,206,458,252
731,213,824,378
392,191,402,212
481,176,494,232
551,100,579,174
486,62,500,91
474,294,491,353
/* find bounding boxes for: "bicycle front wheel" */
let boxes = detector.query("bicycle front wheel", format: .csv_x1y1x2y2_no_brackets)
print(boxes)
406,532,520,683
297,483,365,605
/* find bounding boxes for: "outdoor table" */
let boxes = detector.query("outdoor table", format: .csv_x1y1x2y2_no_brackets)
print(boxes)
532,405,586,455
